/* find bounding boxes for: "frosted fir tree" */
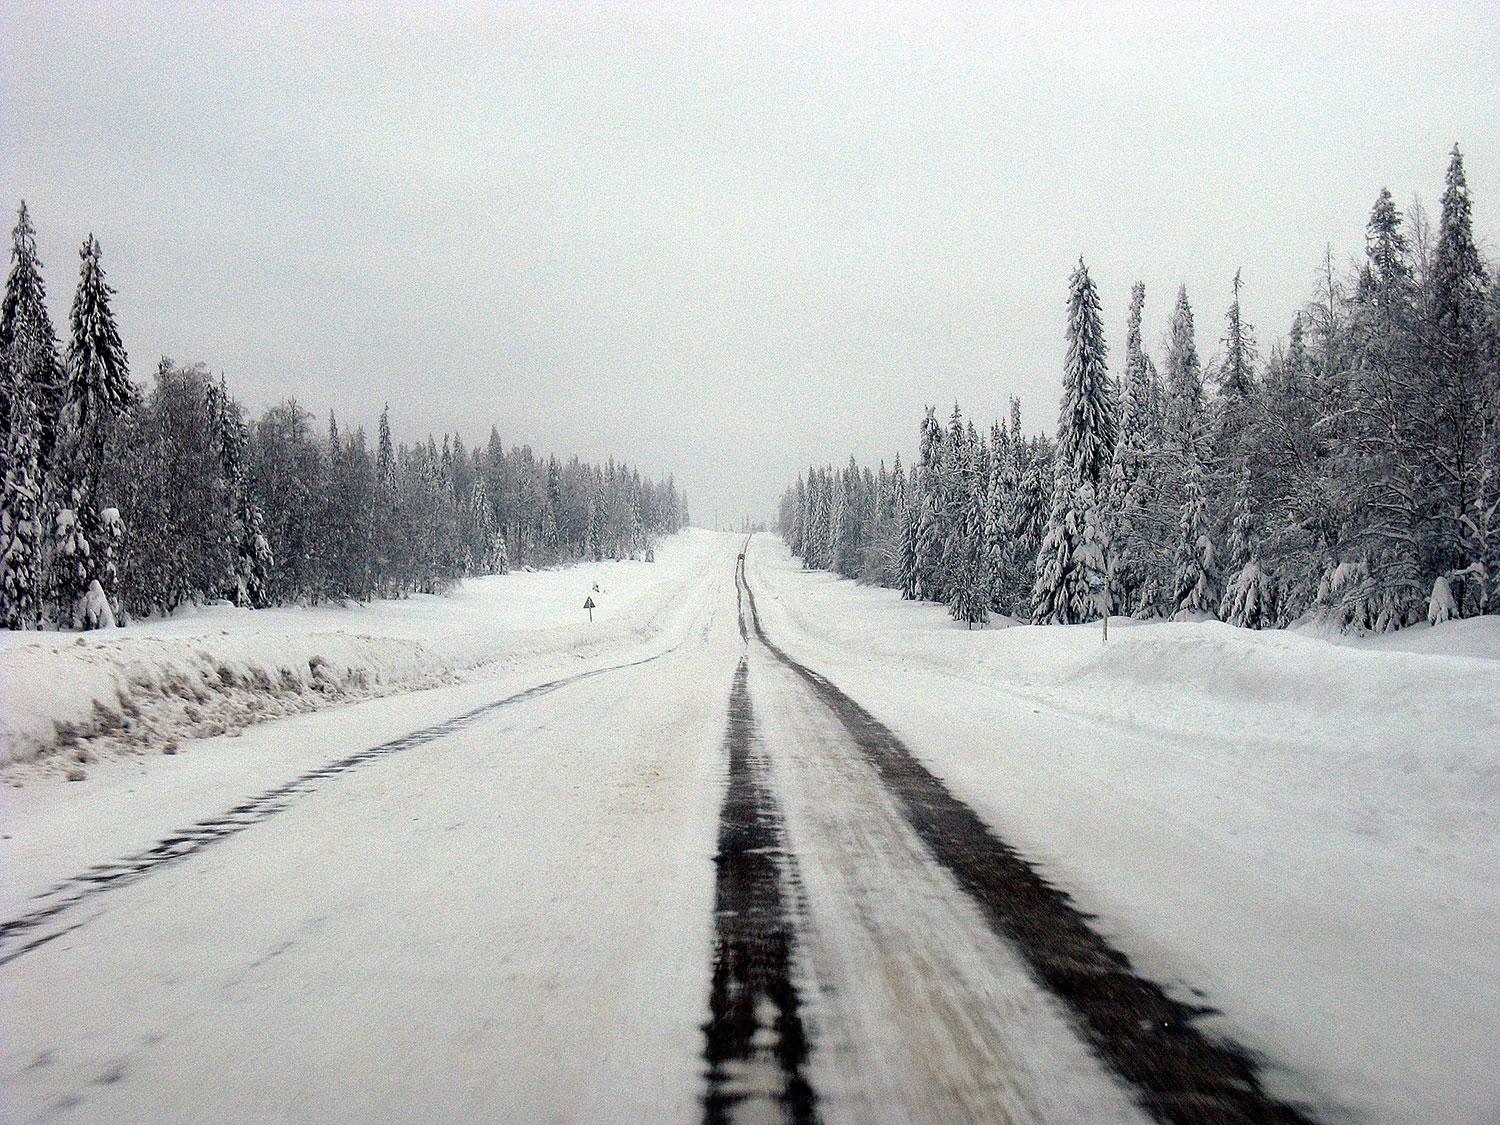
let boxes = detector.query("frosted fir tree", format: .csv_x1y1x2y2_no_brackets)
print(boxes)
828,472,850,575
376,404,396,492
1034,260,1114,624
936,405,968,594
0,203,65,462
948,434,990,628
241,503,274,609
787,474,807,558
1113,282,1151,495
1075,480,1112,632
1217,270,1258,404
1012,451,1050,605
96,506,125,623
0,386,43,628
1055,258,1116,492
1032,468,1087,624
1171,449,1217,618
1106,282,1163,615
58,235,133,466
984,419,1011,609
51,504,92,628
1219,468,1274,628
1427,575,1457,625
207,376,259,605
1430,145,1492,610
486,522,510,575
898,498,920,600
52,235,133,628
914,406,945,600
1348,187,1427,628
1165,284,1203,452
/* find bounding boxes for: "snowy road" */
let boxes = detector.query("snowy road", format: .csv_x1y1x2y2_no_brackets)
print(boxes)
1,530,1459,1122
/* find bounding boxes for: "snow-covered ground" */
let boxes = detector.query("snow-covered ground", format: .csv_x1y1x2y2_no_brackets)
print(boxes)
744,535,1500,1124
0,531,723,773
0,530,725,909
3,529,1496,1122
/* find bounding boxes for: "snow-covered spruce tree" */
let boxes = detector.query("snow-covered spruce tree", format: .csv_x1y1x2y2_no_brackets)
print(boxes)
808,467,831,569
1012,442,1051,608
1219,467,1274,628
1165,284,1204,453
1171,447,1217,617
1056,259,1116,492
1033,259,1113,624
215,376,275,608
914,406,945,600
1428,145,1492,612
898,485,920,600
1427,574,1458,624
1032,466,1086,624
120,360,234,616
374,403,400,595
787,474,807,559
827,472,850,574
1344,187,1427,628
936,405,969,595
948,428,990,627
0,203,65,463
0,381,44,628
1216,271,1258,420
1113,283,1150,496
53,235,133,628
984,419,1011,611
1075,480,1112,627
991,401,1035,616
1107,282,1158,615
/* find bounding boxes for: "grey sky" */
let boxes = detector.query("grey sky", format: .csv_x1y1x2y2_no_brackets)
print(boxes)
3,2,1497,527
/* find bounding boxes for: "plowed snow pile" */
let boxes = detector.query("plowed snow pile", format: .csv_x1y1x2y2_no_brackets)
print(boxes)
0,530,717,774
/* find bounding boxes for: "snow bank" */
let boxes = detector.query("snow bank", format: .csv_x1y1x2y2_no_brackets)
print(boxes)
0,530,719,773
746,535,1500,1124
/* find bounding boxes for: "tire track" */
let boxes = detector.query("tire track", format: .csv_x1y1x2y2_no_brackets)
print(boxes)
737,546,1313,1125
700,553,817,1124
0,646,677,968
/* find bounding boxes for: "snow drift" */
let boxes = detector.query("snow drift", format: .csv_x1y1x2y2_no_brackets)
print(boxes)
0,530,719,772
746,534,1500,1124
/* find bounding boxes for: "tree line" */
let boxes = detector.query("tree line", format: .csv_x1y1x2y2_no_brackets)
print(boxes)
0,205,688,630
780,146,1498,632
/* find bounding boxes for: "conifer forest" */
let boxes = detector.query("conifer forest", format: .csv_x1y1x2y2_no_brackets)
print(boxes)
0,202,688,630
780,147,1499,635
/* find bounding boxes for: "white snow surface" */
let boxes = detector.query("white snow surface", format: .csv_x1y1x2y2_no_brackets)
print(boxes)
0,531,722,772
2,529,1497,1122
743,535,1500,1125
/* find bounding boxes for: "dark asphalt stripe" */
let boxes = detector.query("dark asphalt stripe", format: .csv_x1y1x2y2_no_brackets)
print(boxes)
700,557,817,1124
737,548,1314,1125
0,647,675,968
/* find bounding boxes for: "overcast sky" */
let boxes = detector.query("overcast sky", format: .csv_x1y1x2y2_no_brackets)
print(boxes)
3,2,1497,526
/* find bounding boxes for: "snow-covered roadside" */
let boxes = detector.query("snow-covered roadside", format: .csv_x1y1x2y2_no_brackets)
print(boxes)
745,534,1500,1124
0,530,719,775
0,530,738,919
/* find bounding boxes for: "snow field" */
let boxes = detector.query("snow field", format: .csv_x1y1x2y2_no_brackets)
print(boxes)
0,530,723,772
744,534,1500,1124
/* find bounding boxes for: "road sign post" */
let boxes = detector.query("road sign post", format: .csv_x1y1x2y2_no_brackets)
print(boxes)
583,595,595,623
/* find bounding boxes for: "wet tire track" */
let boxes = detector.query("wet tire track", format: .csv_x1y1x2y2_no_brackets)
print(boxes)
700,553,816,1124
737,548,1313,1125
0,647,676,968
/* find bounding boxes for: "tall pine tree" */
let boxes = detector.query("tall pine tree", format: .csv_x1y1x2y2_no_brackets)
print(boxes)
53,235,133,628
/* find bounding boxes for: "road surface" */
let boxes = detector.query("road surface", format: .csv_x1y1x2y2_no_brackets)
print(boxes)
0,534,1310,1123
